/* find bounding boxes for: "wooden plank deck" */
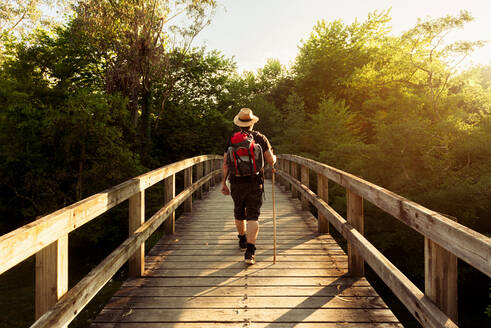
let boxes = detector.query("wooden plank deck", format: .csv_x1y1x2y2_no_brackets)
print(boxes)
91,180,403,328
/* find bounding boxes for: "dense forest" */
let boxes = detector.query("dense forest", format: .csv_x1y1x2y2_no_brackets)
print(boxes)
0,1,489,327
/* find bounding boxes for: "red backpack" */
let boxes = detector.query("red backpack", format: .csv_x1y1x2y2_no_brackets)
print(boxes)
227,131,264,176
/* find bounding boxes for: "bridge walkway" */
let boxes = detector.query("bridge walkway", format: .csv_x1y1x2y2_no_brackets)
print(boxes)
91,180,402,328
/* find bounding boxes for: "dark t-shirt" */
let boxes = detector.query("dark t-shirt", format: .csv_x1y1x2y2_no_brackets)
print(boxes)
224,130,272,154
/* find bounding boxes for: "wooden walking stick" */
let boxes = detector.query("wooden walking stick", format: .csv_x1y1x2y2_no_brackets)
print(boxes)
272,166,277,264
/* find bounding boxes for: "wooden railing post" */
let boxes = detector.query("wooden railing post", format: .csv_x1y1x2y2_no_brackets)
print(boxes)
317,173,329,233
217,158,222,184
211,160,215,186
217,158,221,184
184,167,193,212
281,159,288,191
204,160,210,192
216,159,220,184
347,189,364,276
196,162,203,199
129,191,145,277
164,174,175,234
275,159,281,186
285,160,291,192
291,162,299,199
277,159,283,189
301,165,309,210
425,237,458,323
211,160,216,186
35,236,68,324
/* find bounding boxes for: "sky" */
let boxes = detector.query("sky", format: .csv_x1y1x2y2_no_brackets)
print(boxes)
193,0,491,73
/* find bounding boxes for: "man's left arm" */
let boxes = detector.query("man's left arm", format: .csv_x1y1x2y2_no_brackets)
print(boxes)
264,149,276,168
258,134,276,168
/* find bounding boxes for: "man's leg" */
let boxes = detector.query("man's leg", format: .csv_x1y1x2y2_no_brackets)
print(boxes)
244,220,258,264
235,219,247,250
246,221,259,244
244,186,263,265
235,219,246,235
231,184,247,250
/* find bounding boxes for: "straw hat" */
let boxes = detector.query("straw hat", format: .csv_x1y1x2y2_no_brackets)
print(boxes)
233,108,259,127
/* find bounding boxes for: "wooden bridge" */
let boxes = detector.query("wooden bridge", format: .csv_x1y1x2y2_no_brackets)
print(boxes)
1,155,490,328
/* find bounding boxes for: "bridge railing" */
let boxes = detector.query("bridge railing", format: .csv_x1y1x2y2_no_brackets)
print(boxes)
0,155,223,328
276,154,490,328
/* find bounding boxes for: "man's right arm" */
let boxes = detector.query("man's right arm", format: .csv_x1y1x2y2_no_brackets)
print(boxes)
221,152,230,195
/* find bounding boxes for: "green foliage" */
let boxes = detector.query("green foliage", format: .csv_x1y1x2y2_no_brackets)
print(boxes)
0,24,142,232
274,92,308,154
245,96,282,139
150,48,236,165
487,285,491,317
0,82,141,225
309,98,366,171
293,10,391,111
152,103,230,163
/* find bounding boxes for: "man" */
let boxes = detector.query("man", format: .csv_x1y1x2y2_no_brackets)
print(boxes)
221,108,276,265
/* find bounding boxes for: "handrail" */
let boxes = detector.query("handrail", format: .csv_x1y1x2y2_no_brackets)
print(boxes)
0,155,222,275
278,154,491,277
0,154,223,328
276,154,491,328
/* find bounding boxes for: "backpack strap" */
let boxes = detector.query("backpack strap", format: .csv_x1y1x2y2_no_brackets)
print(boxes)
249,137,257,172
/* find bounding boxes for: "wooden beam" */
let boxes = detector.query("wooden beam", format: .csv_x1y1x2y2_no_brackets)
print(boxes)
184,167,193,212
128,191,145,277
138,155,222,191
278,154,491,278
425,237,458,323
317,173,329,234
164,175,175,235
301,165,309,210
35,236,68,325
347,189,364,277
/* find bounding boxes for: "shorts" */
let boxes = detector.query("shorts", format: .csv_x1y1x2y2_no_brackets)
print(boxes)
230,181,263,221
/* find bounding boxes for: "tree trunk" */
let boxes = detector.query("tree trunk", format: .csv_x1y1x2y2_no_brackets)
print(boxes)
76,142,85,201
140,88,152,165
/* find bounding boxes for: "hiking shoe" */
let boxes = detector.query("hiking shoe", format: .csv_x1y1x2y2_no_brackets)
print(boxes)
245,243,256,265
244,251,255,265
238,234,247,250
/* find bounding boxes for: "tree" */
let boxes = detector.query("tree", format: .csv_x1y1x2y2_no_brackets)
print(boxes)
308,98,366,171
0,1,74,59
293,10,391,111
73,0,217,164
274,93,308,155
402,10,486,120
